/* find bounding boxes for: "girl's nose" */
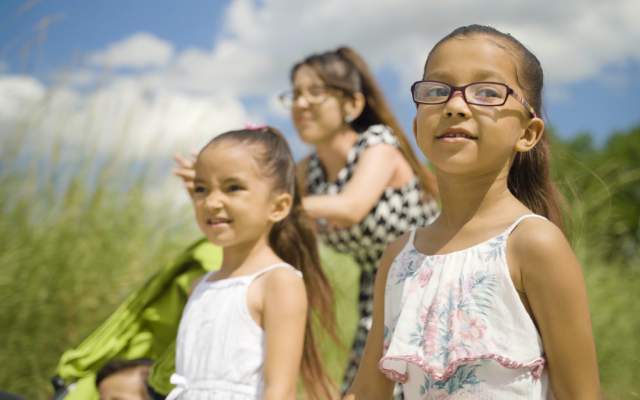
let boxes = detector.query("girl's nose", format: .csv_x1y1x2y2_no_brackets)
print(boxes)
205,193,223,210
443,90,469,118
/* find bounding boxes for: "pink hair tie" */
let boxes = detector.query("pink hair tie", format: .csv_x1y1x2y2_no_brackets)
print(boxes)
244,122,267,131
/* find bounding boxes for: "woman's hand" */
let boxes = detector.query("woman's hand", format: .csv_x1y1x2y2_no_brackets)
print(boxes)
173,152,197,197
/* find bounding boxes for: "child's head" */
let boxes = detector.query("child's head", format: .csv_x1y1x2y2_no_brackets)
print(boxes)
95,358,152,400
194,126,337,399
193,126,296,248
414,25,563,227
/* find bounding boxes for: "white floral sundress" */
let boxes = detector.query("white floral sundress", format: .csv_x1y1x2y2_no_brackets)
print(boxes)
379,214,554,399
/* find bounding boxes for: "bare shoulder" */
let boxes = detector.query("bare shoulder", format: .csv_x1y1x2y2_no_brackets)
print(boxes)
263,267,307,308
509,217,580,280
264,266,305,289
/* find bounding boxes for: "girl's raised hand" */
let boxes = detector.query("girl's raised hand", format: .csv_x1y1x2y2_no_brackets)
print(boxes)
173,151,197,197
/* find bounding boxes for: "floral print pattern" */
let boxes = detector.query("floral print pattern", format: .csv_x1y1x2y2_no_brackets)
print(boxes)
380,216,551,399
420,363,481,396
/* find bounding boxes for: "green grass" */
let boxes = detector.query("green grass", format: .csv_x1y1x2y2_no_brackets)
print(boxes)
1,132,639,398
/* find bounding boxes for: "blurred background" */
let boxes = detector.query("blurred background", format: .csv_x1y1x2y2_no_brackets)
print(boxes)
1,0,638,398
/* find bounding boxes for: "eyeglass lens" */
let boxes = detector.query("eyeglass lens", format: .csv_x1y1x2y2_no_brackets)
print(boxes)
413,82,508,106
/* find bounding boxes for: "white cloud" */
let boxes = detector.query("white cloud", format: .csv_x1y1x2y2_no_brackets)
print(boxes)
60,0,640,104
0,74,46,123
0,73,248,160
88,32,174,69
148,0,640,97
5,0,640,164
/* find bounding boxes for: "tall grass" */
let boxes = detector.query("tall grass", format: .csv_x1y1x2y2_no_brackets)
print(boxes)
1,124,639,398
0,124,200,397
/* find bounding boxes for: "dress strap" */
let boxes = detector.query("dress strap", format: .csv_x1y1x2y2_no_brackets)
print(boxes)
192,270,217,294
505,213,548,236
249,263,302,283
406,228,418,250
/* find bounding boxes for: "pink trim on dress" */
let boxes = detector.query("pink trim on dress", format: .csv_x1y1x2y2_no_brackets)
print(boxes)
378,353,545,384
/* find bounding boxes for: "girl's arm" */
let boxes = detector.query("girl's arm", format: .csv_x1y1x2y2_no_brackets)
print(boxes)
261,269,308,400
344,233,409,400
509,218,601,399
303,144,404,227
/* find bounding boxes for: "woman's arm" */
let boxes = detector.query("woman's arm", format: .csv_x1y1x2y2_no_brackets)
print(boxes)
344,233,409,400
509,219,601,399
303,144,403,226
261,269,308,400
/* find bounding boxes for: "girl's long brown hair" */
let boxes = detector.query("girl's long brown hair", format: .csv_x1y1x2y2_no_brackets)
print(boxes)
204,127,338,399
426,25,566,231
291,46,438,199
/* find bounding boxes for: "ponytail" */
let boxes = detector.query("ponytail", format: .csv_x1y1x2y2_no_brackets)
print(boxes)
508,135,565,231
269,182,338,400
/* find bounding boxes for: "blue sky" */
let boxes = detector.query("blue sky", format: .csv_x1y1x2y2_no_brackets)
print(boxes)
1,0,639,162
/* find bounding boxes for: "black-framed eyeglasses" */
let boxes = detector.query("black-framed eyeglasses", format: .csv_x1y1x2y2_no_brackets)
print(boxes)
278,85,347,109
411,80,537,118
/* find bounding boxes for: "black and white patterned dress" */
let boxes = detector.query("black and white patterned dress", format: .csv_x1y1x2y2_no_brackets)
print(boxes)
305,124,439,394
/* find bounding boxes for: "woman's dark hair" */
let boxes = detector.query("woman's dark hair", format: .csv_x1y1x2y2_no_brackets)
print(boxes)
201,126,338,400
425,25,565,231
291,46,438,199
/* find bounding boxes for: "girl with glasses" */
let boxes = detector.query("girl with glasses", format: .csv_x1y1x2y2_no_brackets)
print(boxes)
345,25,600,400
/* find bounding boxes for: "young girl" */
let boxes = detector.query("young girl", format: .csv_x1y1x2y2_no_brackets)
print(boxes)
175,47,440,399
167,126,336,400
345,25,600,399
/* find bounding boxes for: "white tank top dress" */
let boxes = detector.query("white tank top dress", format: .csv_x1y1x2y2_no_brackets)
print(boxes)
167,263,303,400
379,214,555,399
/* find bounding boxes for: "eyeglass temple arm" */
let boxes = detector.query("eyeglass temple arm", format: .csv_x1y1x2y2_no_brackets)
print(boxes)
510,90,538,118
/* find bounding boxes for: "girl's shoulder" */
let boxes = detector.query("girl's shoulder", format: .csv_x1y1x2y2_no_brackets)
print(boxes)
260,265,308,317
508,216,566,257
507,216,576,280
252,263,303,284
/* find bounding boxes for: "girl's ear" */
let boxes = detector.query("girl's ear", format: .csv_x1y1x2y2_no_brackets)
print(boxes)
412,117,418,140
343,92,366,123
515,117,544,153
269,192,293,223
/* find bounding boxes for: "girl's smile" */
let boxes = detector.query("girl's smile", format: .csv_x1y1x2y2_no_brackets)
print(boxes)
205,216,232,229
435,127,478,142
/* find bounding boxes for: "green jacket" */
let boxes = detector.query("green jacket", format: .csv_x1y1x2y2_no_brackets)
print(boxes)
54,239,221,399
